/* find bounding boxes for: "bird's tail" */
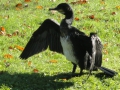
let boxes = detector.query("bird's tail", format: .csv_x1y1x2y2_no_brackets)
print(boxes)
82,66,117,84
98,66,117,77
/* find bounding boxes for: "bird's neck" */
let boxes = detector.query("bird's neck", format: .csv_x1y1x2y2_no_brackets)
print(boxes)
65,11,74,25
61,10,74,25
60,11,74,37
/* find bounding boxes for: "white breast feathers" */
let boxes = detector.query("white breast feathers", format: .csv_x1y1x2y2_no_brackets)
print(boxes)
60,36,78,64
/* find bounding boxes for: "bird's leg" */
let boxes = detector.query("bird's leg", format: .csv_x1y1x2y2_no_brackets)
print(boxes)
77,62,84,76
83,56,94,83
80,57,94,84
79,68,83,76
82,68,92,84
72,62,77,74
89,55,95,75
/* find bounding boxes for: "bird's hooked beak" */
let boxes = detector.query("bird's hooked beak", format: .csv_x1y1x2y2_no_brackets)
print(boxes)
49,8,65,14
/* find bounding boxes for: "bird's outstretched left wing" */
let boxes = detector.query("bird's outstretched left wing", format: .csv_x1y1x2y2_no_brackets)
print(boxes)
20,19,63,59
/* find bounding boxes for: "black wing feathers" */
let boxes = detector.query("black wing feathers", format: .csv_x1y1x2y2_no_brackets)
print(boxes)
90,33,103,67
20,19,63,59
94,35,102,67
90,33,117,76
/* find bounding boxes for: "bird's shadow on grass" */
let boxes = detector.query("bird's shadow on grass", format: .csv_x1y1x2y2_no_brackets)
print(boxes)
0,71,74,90
95,72,115,79
60,72,115,81
0,71,115,90
57,72,114,79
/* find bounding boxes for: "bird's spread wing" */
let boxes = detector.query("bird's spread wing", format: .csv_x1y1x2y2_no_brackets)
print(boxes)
90,33,117,76
20,19,63,59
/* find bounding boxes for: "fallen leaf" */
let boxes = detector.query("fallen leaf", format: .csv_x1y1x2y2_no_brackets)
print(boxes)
16,3,22,7
23,24,31,29
80,0,89,4
33,69,39,73
24,0,31,2
4,54,13,59
116,6,120,9
8,46,14,50
12,30,19,36
71,0,88,5
75,17,80,21
104,58,109,61
89,15,95,19
15,3,22,10
100,0,105,4
103,43,108,48
70,2,76,5
6,34,12,37
49,60,57,63
28,61,32,66
36,6,43,9
15,45,24,51
111,12,116,15
0,26,6,35
65,0,68,2
103,49,108,55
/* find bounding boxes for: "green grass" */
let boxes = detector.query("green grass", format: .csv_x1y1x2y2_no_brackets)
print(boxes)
0,0,120,90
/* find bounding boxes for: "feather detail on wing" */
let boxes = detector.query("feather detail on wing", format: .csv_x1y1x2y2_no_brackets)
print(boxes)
86,33,117,76
20,19,63,59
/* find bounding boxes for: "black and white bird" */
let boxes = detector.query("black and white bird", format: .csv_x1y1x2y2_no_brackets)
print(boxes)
20,3,117,77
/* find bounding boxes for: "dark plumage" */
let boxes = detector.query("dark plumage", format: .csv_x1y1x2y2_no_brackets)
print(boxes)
20,3,117,77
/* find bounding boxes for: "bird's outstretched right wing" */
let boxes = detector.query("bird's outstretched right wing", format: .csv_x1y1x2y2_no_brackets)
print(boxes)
90,33,103,69
20,19,63,59
89,33,117,76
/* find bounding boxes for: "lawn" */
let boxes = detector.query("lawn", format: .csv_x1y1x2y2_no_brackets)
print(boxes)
0,0,120,90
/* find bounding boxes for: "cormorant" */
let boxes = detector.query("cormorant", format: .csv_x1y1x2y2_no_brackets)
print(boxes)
20,3,117,77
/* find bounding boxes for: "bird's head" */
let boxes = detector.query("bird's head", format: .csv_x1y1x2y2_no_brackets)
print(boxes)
49,3,72,15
